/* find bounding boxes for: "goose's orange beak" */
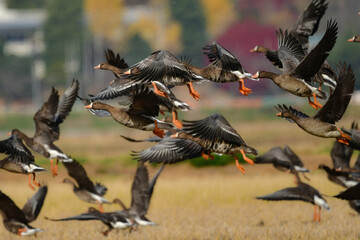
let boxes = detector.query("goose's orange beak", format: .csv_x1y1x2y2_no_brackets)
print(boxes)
6,132,11,136
348,38,354,42
276,112,282,117
252,72,259,78
85,104,91,109
250,47,256,53
124,69,131,74
94,64,101,69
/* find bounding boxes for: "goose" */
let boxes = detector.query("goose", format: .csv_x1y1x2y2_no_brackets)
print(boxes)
252,20,338,110
182,41,259,96
62,159,110,213
113,163,164,226
255,145,309,173
171,113,257,173
275,62,355,144
94,48,129,78
348,36,360,43
250,0,336,90
46,207,133,236
120,50,205,100
0,132,46,190
11,79,79,176
84,86,175,138
0,186,47,236
257,170,330,222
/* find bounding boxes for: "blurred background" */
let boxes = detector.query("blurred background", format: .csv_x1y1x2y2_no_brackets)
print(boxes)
0,0,360,168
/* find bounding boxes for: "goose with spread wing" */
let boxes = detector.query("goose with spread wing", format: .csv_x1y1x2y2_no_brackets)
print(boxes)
46,207,133,236
94,48,129,78
171,113,257,173
257,170,330,222
113,163,164,226
0,132,46,190
182,42,258,96
253,20,338,110
0,186,47,236
11,79,79,176
275,62,355,145
85,86,175,138
62,159,110,213
121,50,204,100
250,0,336,91
254,145,309,173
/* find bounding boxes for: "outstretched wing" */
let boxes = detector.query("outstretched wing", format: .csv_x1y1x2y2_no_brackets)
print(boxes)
33,87,60,142
22,186,48,222
132,137,203,164
130,163,150,216
54,79,79,124
63,159,96,193
0,191,28,223
314,62,355,124
0,135,34,164
290,0,328,52
203,42,243,72
182,113,245,146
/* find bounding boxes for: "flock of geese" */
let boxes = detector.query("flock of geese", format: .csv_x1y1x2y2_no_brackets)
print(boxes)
1,0,360,236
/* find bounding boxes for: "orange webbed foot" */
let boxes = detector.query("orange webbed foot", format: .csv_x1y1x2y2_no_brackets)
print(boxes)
201,151,213,160
186,82,200,101
235,159,245,174
239,79,252,96
173,119,183,129
153,129,165,138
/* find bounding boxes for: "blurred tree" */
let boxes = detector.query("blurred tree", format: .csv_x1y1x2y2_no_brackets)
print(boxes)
201,0,236,38
123,33,152,65
169,0,207,66
84,0,124,43
6,0,44,9
43,0,84,85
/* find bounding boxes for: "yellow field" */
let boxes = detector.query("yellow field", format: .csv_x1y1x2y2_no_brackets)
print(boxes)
1,164,359,240
1,106,360,239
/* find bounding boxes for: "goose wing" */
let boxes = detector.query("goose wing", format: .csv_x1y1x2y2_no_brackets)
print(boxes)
314,62,355,124
0,135,34,164
182,113,245,146
63,159,97,193
54,79,79,125
130,163,150,216
132,137,203,164
22,186,48,222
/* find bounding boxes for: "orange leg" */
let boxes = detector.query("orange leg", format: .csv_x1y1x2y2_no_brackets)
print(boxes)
31,173,41,187
318,207,321,222
201,151,214,160
313,206,318,222
337,128,351,145
27,174,36,191
172,111,183,129
238,79,252,96
51,159,59,177
186,82,200,101
234,155,245,174
97,201,105,213
312,93,322,109
240,150,254,165
152,120,165,138
17,228,27,236
151,82,168,98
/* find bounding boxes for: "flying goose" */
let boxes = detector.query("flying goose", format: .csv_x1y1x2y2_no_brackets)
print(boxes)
0,132,46,190
0,186,47,236
62,159,110,213
113,163,164,226
171,113,257,173
11,79,79,176
253,20,338,110
275,62,355,144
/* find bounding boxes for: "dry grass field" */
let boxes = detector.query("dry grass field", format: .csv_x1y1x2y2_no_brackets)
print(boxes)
1,105,360,239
